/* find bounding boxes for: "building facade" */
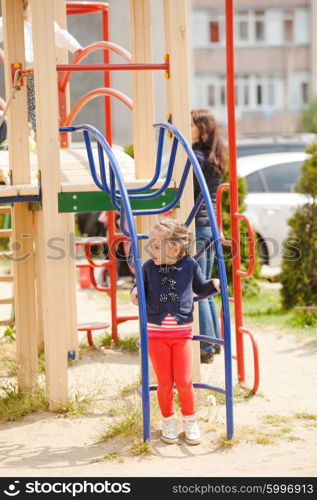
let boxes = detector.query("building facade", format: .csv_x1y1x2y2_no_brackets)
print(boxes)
192,0,316,135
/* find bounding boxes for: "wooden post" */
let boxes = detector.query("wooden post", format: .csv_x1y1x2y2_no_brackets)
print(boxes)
2,0,38,390
163,0,200,381
130,0,160,385
31,0,72,406
53,0,78,356
129,0,157,260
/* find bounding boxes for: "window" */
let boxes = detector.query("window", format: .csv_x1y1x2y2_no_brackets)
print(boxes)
219,77,226,105
245,171,265,193
283,10,294,43
255,10,265,41
262,162,302,193
209,21,220,42
256,84,263,105
208,85,215,106
301,82,309,104
267,76,275,106
235,12,249,42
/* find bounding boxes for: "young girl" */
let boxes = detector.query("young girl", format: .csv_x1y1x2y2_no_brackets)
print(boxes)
191,109,227,363
131,219,220,445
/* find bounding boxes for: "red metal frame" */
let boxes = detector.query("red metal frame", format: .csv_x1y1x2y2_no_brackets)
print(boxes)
215,0,260,393
3,1,259,387
61,2,142,344
62,88,132,126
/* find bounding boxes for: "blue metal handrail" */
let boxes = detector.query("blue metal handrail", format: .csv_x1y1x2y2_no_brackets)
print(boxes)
60,123,151,442
61,122,234,440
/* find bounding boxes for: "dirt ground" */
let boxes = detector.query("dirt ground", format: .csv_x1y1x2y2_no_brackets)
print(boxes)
0,282,316,478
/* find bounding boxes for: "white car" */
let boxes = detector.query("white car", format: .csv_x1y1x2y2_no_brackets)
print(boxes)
237,151,310,274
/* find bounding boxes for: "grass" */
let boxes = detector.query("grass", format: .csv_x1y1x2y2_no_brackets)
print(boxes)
99,333,139,352
0,384,47,422
254,433,275,445
98,408,142,441
205,385,257,406
294,412,317,421
218,433,240,448
0,357,18,377
91,452,124,463
262,414,291,426
234,285,317,337
53,392,91,418
120,379,141,397
129,439,153,456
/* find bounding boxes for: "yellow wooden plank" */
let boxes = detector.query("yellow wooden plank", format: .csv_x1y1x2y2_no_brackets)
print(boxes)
32,0,70,407
2,0,38,391
0,297,14,305
0,275,14,282
17,185,40,196
0,206,12,215
0,186,18,197
0,229,12,238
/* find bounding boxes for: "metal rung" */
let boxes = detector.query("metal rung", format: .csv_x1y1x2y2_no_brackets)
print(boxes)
0,275,13,282
140,383,226,395
192,335,224,345
0,229,12,238
0,297,14,304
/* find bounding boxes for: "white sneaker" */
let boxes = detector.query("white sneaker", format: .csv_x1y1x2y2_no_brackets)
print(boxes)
161,414,178,444
183,414,201,445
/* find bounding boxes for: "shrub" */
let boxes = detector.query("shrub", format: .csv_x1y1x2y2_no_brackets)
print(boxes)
280,142,317,309
299,100,317,134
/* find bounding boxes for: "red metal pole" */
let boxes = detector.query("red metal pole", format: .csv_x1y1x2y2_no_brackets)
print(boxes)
225,0,245,385
102,6,118,344
56,63,168,72
103,9,112,145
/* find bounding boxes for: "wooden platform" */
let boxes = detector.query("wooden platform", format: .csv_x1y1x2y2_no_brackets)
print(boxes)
0,146,176,211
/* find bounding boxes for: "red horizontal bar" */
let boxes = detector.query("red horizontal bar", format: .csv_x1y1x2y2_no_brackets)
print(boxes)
56,63,168,72
66,2,109,15
117,316,139,325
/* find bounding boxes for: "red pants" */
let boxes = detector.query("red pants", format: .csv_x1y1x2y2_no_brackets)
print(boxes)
148,337,195,417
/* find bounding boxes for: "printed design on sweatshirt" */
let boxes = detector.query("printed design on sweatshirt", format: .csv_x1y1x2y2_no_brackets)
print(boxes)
158,265,180,303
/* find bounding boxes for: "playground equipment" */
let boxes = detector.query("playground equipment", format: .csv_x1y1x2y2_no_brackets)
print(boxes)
0,0,258,436
61,121,233,440
0,205,13,326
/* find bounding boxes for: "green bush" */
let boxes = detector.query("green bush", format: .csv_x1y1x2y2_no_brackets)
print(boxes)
280,142,317,309
299,100,317,134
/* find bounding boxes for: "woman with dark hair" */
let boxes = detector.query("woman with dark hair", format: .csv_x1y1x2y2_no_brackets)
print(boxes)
191,109,227,363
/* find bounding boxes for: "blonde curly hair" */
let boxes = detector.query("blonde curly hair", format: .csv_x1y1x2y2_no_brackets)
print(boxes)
149,219,193,259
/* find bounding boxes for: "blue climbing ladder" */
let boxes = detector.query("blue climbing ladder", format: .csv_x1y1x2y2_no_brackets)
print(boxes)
61,122,234,441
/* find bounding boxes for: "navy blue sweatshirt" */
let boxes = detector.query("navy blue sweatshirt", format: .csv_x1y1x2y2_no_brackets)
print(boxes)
193,144,223,227
133,257,217,325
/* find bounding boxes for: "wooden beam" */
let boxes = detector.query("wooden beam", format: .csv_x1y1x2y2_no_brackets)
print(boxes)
53,0,78,356
31,0,72,406
129,0,158,264
163,0,200,381
130,0,158,385
2,0,38,390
